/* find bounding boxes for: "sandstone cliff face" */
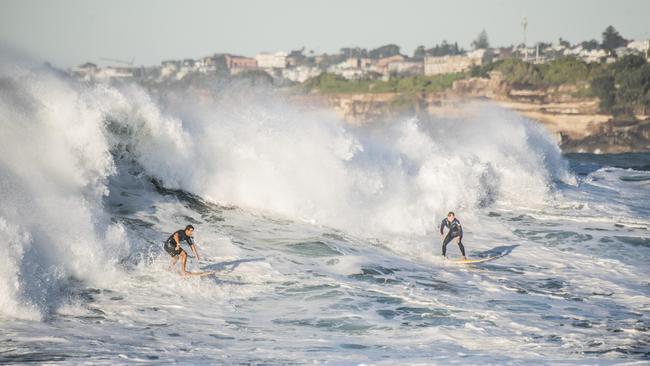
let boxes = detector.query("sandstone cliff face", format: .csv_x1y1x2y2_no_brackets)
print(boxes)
291,92,452,124
462,76,649,153
561,119,650,153
291,76,650,153
321,93,403,124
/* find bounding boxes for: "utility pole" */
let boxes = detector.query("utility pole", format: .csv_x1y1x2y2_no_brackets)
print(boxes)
521,17,528,62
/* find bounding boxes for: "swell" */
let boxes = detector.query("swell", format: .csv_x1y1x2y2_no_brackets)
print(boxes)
0,59,573,320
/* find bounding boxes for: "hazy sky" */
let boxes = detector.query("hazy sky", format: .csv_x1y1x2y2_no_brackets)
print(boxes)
1,0,648,68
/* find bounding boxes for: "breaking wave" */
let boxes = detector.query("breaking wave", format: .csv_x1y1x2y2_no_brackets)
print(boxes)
0,59,572,320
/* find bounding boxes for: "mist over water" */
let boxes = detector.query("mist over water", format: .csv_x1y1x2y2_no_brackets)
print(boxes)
1,60,648,364
107,83,574,236
0,66,125,320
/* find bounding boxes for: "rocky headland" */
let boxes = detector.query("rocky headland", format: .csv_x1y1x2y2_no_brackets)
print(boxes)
292,74,650,153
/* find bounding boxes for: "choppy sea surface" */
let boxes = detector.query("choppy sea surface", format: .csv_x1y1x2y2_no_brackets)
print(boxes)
1,61,648,365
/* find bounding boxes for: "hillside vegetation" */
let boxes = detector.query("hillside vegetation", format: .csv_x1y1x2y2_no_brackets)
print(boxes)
305,55,650,118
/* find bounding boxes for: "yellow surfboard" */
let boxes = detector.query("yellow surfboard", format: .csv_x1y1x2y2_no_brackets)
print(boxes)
452,256,501,264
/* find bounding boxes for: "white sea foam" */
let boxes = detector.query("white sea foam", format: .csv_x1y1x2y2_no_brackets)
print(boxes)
101,87,574,239
0,59,579,319
0,63,123,319
1,57,647,364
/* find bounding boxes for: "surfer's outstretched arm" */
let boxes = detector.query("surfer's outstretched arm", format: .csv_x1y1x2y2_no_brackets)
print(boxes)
190,244,200,262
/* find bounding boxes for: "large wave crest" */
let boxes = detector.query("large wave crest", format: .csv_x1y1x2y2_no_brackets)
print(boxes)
0,59,573,319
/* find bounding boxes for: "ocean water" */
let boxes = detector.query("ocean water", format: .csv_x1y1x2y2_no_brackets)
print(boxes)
0,61,649,365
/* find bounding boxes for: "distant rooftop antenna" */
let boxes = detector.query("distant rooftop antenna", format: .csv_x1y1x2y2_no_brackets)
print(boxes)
100,57,135,66
521,17,528,61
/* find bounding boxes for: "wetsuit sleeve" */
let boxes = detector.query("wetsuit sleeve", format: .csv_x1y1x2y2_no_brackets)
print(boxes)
457,220,463,237
440,219,446,235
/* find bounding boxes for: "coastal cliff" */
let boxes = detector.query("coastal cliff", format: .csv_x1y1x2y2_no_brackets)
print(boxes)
292,76,650,153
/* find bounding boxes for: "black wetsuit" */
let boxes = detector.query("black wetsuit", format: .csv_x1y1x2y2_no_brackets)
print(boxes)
440,218,466,257
164,230,195,257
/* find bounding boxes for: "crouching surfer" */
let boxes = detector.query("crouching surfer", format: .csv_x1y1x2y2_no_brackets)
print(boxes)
440,211,467,260
164,224,202,276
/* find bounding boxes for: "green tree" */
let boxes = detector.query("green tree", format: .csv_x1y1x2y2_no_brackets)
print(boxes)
495,59,543,87
580,39,600,51
427,41,462,57
590,55,650,116
613,53,646,72
613,55,650,115
591,73,616,112
471,30,490,50
543,57,590,86
368,44,401,59
558,38,571,48
340,47,368,58
601,25,628,55
413,45,426,60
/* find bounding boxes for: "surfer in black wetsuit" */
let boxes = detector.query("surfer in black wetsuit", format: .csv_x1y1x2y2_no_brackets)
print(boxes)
440,212,467,260
164,225,201,275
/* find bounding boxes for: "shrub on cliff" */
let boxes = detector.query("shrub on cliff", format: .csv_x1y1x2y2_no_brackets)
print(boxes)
473,56,607,98
304,73,373,93
362,73,464,94
591,73,616,113
470,61,497,78
490,57,601,88
542,57,594,86
304,73,463,94
591,54,650,116
494,59,544,87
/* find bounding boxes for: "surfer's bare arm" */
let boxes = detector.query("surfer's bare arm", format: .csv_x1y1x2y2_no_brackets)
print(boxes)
190,244,200,261
173,232,181,250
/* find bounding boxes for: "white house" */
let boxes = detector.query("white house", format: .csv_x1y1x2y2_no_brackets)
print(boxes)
627,39,650,59
160,60,180,79
388,61,423,75
95,66,136,81
424,50,484,76
327,61,365,80
581,49,607,63
255,52,288,69
565,46,607,63
282,66,323,83
71,62,99,80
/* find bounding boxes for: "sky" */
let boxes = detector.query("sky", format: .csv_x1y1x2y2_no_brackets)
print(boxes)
1,0,648,68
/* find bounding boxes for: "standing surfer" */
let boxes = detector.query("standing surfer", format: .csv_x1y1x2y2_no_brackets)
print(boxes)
164,224,202,275
440,212,467,260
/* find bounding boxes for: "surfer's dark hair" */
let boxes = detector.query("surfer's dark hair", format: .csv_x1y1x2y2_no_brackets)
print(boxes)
185,224,194,231
447,211,455,216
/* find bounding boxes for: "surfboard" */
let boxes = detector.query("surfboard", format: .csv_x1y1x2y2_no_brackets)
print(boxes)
183,270,216,277
451,256,501,264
